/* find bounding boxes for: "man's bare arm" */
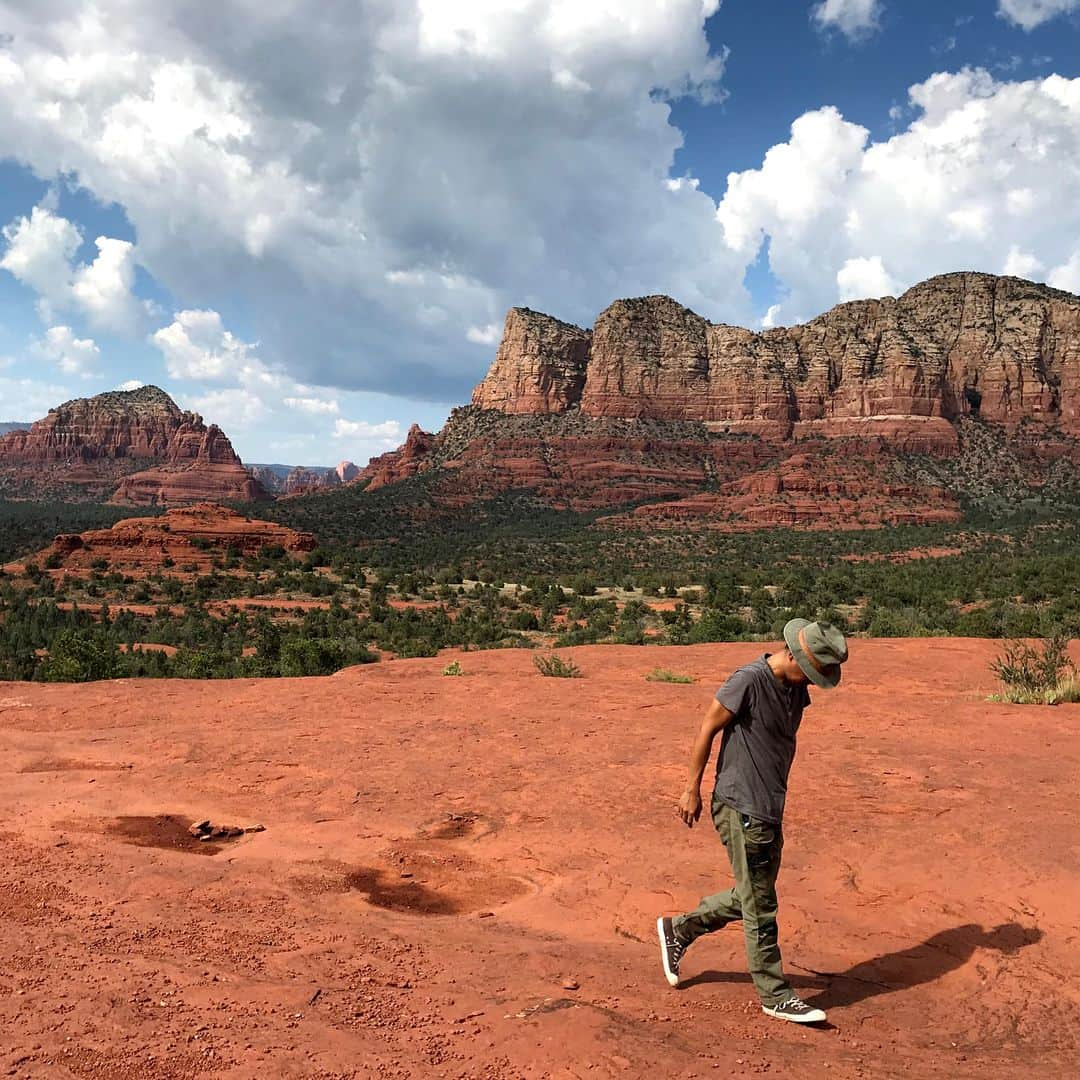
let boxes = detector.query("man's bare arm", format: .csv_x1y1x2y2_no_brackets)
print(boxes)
677,698,734,827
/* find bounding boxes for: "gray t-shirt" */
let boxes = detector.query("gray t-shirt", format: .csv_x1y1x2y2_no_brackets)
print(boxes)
713,654,811,825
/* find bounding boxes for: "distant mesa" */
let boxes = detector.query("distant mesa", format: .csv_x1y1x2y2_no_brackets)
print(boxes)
0,422,32,436
356,271,1080,530
246,461,356,495
30,503,315,575
0,385,269,506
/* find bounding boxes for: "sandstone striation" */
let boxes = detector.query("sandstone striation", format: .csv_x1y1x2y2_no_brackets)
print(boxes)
604,452,962,531
36,503,314,575
471,308,590,414
0,386,269,506
483,273,1080,441
357,273,1080,529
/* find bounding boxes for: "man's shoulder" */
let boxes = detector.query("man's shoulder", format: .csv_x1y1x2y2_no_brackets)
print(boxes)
728,657,769,684
716,657,768,709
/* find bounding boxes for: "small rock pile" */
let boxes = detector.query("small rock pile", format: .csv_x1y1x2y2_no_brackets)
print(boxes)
188,820,265,843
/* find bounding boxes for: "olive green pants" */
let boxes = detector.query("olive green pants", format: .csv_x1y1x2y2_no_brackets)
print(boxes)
672,797,792,1006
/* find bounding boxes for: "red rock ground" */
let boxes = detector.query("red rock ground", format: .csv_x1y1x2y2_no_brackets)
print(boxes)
1,640,1078,1079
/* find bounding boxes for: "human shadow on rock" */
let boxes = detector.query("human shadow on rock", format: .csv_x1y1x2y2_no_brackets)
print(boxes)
807,922,1042,1010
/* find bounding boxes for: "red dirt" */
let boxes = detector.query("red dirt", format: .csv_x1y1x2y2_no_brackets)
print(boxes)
1,640,1078,1078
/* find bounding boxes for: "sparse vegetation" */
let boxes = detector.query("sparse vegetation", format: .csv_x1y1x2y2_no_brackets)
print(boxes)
989,634,1079,704
3,488,1080,682
442,660,464,676
533,654,582,678
645,667,694,684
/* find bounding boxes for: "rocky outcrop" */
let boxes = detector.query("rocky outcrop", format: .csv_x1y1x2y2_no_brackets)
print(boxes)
360,424,438,491
476,274,1080,443
0,386,269,506
110,463,267,507
35,503,314,574
249,463,350,495
335,460,359,483
0,386,188,463
283,467,340,495
604,452,962,531
471,308,590,414
353,273,1080,530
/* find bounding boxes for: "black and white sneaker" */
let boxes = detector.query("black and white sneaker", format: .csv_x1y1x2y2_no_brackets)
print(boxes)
761,996,827,1024
656,917,689,987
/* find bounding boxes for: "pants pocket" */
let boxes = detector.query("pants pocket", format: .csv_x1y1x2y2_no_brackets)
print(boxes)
740,813,777,870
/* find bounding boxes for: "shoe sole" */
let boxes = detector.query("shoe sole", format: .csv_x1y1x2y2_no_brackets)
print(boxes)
761,1004,827,1024
656,917,680,988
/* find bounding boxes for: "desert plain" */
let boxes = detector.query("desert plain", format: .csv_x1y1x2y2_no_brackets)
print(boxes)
1,639,1078,1079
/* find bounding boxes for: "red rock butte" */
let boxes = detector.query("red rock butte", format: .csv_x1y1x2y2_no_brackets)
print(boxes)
27,503,314,576
0,385,268,506
358,272,1080,527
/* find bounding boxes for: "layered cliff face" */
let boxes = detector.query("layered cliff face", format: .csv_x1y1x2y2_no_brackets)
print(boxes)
357,273,1080,529
471,308,590,414
0,386,189,463
477,273,1080,443
0,386,268,505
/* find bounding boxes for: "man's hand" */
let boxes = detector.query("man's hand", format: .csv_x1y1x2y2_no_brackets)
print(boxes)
678,787,702,827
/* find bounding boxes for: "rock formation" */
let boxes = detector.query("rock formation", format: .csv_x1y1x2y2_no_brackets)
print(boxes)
35,503,314,574
358,273,1080,529
248,463,350,495
335,460,359,483
361,424,438,492
0,386,269,505
473,274,1079,441
472,308,590,414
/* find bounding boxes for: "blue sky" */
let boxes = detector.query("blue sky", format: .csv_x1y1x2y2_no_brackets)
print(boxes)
1,1,1079,463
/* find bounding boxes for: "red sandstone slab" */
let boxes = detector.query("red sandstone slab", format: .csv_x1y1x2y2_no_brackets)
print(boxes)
0,639,1077,1077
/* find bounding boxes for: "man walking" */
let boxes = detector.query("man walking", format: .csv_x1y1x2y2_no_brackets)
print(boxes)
657,618,848,1024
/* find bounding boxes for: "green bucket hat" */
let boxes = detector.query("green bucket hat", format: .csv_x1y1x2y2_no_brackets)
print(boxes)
783,618,848,689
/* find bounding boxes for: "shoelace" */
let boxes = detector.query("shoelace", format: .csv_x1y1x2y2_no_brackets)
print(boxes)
779,996,809,1011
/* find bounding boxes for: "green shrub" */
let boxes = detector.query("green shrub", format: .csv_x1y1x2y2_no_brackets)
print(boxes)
646,667,694,684
39,629,120,682
442,660,464,676
533,653,582,678
280,638,345,676
989,634,1078,704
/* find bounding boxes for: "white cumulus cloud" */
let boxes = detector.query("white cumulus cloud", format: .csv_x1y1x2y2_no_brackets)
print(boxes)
466,323,501,346
811,0,884,41
716,69,1080,324
1002,246,1044,277
34,325,100,378
0,375,75,420
283,396,340,415
0,206,81,322
151,309,265,383
836,256,899,300
190,388,267,431
0,206,154,334
998,1,1080,30
0,0,743,403
333,419,402,442
117,379,145,391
